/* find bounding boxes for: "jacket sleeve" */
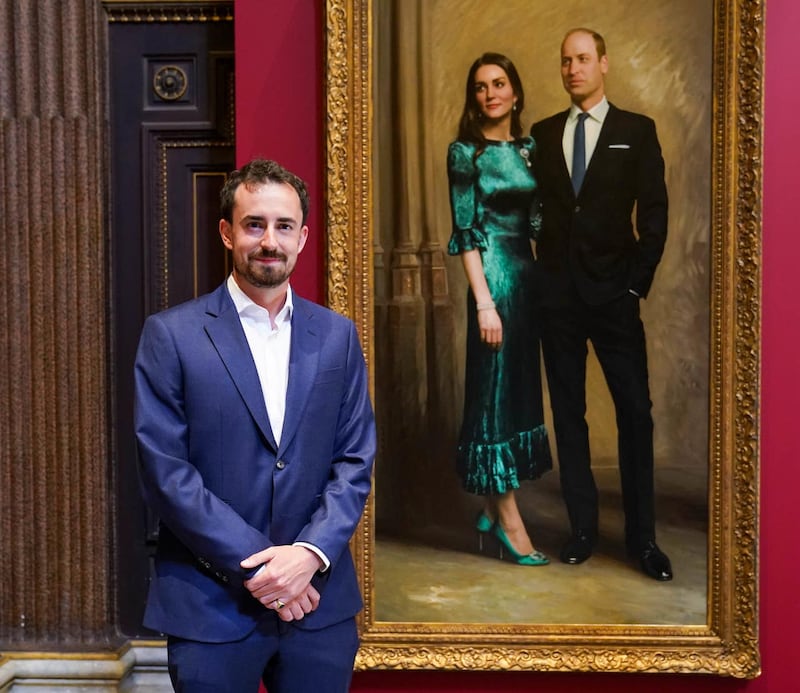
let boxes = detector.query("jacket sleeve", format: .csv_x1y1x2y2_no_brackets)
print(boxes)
631,117,668,297
134,313,272,584
292,321,376,570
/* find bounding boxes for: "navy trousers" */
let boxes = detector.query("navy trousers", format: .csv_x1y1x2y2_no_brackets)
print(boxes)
167,614,359,693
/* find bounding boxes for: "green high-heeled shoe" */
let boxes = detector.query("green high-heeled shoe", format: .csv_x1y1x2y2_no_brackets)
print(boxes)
475,511,493,552
492,524,549,566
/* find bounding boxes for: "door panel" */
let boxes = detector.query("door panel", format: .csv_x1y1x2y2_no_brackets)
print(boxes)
108,9,234,637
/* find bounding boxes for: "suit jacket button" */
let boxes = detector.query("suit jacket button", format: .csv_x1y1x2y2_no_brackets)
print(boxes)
276,460,285,470
574,205,581,212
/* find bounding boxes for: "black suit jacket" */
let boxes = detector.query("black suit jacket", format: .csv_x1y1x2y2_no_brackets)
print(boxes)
531,103,668,305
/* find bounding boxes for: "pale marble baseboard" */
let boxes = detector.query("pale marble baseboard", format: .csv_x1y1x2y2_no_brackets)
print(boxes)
0,641,171,692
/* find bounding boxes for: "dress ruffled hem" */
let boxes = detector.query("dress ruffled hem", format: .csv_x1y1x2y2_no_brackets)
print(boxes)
457,425,553,496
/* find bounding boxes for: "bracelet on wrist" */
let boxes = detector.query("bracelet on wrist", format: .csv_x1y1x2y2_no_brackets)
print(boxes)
476,301,495,311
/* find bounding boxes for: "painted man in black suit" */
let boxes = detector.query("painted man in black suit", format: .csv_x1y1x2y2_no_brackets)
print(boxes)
531,28,671,580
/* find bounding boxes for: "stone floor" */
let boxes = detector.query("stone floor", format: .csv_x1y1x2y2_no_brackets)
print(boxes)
374,464,708,625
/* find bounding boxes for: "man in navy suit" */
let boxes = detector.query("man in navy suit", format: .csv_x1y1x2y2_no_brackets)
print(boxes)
531,29,671,580
134,158,376,691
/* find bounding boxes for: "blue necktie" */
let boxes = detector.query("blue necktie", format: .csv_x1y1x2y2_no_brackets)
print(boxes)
571,112,590,194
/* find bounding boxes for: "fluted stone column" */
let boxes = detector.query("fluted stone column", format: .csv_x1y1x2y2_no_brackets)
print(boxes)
0,0,114,648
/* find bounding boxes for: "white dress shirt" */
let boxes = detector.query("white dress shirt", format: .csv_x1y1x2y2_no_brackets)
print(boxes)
226,274,330,571
562,96,610,177
227,274,292,445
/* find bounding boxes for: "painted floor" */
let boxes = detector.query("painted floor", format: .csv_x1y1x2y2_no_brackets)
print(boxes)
374,464,707,625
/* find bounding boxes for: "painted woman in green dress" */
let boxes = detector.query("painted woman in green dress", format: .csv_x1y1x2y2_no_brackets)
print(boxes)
447,53,552,566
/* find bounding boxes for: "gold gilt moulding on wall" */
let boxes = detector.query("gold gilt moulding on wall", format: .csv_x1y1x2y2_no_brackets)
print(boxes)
326,0,761,678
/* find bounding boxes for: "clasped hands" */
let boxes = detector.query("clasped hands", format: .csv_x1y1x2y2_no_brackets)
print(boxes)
241,545,322,622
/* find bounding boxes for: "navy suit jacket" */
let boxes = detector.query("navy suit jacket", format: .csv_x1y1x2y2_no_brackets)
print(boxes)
133,282,376,643
531,103,668,305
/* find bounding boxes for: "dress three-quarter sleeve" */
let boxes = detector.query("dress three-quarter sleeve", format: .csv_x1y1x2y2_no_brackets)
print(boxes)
447,141,487,254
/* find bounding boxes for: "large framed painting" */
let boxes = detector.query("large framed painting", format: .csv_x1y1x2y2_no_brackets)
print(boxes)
325,0,762,677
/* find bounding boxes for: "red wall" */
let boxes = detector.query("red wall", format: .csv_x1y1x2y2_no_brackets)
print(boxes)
237,1,800,690
234,0,324,303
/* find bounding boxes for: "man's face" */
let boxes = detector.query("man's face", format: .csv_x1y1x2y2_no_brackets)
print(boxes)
219,181,308,292
560,31,608,109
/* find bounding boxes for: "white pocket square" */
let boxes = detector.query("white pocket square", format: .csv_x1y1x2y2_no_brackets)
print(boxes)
608,144,630,149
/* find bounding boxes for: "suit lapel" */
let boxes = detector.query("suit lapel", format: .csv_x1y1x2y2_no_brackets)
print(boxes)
203,284,279,451
545,110,574,200
278,295,320,455
582,104,620,193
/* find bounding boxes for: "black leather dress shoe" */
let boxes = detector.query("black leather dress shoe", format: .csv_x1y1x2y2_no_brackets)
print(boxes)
559,530,595,564
638,541,673,581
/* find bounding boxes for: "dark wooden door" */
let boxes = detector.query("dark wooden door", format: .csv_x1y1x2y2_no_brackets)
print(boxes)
107,6,234,637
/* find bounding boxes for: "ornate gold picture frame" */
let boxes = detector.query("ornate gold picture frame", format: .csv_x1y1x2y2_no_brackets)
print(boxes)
325,0,762,677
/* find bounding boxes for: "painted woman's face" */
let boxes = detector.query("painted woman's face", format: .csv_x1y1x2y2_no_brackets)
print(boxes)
473,64,517,121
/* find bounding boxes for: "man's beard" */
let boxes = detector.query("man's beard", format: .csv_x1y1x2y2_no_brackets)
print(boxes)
236,251,294,288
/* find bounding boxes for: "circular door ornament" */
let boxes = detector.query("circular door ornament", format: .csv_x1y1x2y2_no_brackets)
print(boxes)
153,65,188,101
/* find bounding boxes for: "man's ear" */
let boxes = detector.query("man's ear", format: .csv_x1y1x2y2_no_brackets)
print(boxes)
219,219,233,250
297,225,309,254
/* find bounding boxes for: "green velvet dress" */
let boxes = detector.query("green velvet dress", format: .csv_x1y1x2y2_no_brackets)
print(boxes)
447,137,552,495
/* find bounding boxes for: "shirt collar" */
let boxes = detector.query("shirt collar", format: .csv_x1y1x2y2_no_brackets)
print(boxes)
569,96,609,124
226,274,294,324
